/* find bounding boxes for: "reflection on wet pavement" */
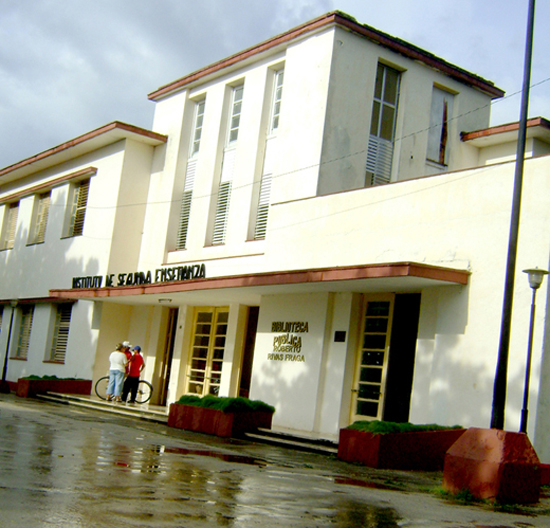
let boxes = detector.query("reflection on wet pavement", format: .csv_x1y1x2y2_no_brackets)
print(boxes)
0,399,400,527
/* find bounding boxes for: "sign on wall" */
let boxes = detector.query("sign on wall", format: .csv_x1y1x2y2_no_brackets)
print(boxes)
71,263,206,289
268,321,309,362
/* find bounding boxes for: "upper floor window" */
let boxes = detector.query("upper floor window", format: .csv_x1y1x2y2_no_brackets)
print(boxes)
427,86,454,166
0,202,19,250
366,63,401,186
269,70,284,134
227,85,244,146
190,100,206,157
48,304,72,363
65,179,89,238
14,305,34,360
28,191,51,245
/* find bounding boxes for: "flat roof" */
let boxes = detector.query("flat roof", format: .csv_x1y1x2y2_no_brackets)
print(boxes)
461,117,550,147
149,11,504,101
49,262,470,306
0,122,167,184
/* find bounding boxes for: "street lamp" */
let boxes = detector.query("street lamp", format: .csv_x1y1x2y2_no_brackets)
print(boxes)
0,300,18,394
520,267,548,433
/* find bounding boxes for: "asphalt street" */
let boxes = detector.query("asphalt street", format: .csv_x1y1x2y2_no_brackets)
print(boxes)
1,394,549,527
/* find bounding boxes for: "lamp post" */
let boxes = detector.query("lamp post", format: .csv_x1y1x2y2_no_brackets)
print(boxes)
0,300,18,394
520,268,548,434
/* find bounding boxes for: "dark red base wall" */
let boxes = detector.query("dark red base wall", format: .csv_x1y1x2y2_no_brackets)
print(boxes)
16,379,92,398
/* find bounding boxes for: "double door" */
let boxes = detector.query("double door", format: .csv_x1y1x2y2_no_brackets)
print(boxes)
186,307,229,396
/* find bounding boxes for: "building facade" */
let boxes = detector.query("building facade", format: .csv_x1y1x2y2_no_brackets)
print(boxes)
2,12,550,461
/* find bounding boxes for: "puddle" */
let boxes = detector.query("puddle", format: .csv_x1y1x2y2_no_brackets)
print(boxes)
333,476,397,491
161,445,267,467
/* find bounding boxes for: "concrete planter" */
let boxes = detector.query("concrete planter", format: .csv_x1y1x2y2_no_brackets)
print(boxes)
168,403,274,438
338,427,466,471
16,378,92,398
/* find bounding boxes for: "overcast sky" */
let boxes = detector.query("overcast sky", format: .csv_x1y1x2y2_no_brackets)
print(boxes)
1,0,549,169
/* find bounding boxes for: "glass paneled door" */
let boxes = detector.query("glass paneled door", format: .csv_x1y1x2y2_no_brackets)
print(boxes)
186,308,229,396
350,294,395,422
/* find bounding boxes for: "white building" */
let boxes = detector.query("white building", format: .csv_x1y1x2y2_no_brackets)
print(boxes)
2,12,550,460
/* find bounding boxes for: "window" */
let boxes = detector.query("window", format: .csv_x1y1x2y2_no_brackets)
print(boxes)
66,179,89,237
210,86,243,245
269,70,284,134
427,87,454,166
227,85,244,145
190,100,206,157
28,192,51,245
14,305,34,360
49,304,72,363
366,64,401,186
176,101,205,250
176,161,196,250
1,202,19,250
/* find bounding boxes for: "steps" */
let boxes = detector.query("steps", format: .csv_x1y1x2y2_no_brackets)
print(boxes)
36,392,169,424
38,392,339,454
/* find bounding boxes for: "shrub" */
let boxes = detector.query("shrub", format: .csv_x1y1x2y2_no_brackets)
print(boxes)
347,420,462,434
176,394,275,414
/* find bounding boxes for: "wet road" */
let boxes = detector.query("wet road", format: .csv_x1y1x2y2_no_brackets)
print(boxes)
1,395,549,527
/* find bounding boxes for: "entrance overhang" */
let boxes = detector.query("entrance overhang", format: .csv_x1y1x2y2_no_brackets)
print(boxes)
49,262,469,306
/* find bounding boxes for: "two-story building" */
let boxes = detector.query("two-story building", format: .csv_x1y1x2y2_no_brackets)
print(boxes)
2,12,550,461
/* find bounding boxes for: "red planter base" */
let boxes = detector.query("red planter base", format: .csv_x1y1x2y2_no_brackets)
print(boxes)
16,378,92,398
443,427,540,504
338,427,466,471
168,403,273,438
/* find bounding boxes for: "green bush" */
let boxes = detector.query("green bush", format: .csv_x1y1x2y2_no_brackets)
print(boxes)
176,394,275,414
347,420,462,435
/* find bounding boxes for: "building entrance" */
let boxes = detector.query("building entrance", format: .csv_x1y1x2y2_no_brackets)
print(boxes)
350,293,421,423
186,307,229,396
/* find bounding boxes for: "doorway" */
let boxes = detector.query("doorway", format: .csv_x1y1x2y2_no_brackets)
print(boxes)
350,293,421,423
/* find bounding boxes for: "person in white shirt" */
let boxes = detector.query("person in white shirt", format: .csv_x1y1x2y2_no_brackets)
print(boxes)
106,343,128,402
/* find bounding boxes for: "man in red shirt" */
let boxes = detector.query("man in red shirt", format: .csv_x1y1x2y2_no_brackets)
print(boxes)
122,346,145,404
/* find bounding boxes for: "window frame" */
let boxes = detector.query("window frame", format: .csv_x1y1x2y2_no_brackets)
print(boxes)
64,178,90,238
28,191,51,245
13,305,34,360
227,85,244,146
0,201,19,250
426,86,455,166
47,303,72,363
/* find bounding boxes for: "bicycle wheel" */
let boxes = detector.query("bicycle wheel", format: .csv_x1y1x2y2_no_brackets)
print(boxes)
135,380,153,404
94,376,110,400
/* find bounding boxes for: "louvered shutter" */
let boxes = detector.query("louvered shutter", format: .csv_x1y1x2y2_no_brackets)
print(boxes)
254,175,272,239
69,179,89,237
212,149,235,245
365,136,393,186
16,306,34,359
50,304,72,362
176,159,197,249
35,192,51,243
2,202,19,250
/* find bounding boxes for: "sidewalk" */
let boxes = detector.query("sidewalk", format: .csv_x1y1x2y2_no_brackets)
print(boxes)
1,393,549,527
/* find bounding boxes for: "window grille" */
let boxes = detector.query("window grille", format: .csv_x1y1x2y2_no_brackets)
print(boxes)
50,304,72,363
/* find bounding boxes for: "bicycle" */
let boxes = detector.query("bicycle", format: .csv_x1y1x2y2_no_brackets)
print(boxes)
94,376,153,404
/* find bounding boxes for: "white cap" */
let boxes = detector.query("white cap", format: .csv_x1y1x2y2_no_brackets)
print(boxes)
122,341,131,347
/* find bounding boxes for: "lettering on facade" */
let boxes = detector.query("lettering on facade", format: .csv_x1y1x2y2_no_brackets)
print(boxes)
268,321,308,362
71,263,206,289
